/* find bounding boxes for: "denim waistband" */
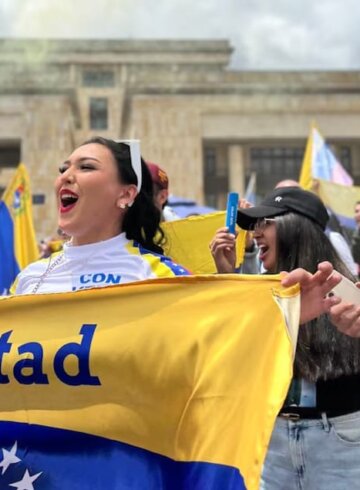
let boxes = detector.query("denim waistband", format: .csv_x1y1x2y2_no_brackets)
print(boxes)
279,407,360,422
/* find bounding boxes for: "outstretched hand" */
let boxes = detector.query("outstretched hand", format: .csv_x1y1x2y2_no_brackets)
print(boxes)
280,261,341,324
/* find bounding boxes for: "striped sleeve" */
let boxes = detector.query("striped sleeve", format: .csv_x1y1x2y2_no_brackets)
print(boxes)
127,241,191,278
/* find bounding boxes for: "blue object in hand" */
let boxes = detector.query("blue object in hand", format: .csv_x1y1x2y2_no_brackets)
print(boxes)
225,192,239,235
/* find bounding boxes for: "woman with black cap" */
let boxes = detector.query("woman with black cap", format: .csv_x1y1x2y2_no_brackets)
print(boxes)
210,186,360,489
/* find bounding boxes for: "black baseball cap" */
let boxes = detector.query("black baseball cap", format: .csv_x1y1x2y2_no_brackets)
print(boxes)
236,187,329,230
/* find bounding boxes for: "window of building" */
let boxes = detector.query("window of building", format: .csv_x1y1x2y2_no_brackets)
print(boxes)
0,142,21,199
204,148,217,177
0,142,20,169
249,146,304,199
82,70,114,87
203,145,228,209
206,194,218,209
89,98,108,130
32,194,45,205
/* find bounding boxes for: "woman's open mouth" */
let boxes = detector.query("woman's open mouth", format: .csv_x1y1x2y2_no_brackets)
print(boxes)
258,245,269,262
59,190,78,213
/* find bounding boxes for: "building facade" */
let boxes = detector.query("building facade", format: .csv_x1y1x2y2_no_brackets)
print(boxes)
1,38,360,238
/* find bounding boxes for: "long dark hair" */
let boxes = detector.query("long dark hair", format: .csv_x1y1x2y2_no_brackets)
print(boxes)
81,137,164,254
273,212,360,381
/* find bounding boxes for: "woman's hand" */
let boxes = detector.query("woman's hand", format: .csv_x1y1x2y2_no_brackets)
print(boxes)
329,282,360,336
329,302,360,337
209,227,237,273
281,261,341,324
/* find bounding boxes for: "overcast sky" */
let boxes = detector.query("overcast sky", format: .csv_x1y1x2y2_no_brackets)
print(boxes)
1,0,360,70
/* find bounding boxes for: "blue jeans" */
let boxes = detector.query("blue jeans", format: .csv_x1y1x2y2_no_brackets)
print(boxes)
261,411,360,490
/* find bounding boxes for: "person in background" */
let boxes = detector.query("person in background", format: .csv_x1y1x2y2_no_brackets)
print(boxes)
235,179,357,276
351,200,360,276
211,186,360,489
12,138,189,295
38,228,68,259
277,180,357,276
146,162,180,221
275,178,299,188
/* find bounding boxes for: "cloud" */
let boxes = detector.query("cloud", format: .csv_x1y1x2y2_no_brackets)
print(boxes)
233,0,360,69
1,0,360,69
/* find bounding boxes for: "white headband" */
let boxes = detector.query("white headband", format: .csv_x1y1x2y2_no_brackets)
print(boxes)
115,139,142,192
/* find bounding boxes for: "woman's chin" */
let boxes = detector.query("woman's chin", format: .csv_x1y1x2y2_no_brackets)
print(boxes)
262,260,276,274
57,222,72,239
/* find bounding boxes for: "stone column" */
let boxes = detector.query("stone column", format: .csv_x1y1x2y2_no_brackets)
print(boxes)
228,144,245,196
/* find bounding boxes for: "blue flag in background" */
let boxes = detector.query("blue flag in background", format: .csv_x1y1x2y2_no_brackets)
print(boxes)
0,201,19,295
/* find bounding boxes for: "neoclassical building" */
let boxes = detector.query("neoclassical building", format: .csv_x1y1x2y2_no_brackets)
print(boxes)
1,38,360,238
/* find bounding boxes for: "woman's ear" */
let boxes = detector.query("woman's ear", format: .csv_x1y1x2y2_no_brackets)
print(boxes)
117,185,138,209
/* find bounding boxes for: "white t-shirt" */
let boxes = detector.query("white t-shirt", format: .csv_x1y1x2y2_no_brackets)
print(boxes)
13,233,189,295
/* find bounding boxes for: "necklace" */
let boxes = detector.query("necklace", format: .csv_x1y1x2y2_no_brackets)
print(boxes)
31,253,65,294
30,236,120,294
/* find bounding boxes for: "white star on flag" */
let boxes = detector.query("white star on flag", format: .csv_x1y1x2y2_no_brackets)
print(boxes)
9,469,42,490
0,442,21,475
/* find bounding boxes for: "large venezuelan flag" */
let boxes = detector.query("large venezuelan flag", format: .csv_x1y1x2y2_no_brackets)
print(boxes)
0,275,300,489
0,164,38,293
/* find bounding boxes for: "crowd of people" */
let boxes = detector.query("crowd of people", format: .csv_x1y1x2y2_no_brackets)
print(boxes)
11,136,360,488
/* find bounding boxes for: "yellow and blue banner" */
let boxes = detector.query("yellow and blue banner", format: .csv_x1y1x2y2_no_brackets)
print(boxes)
0,275,299,489
299,125,353,190
317,179,359,230
162,212,246,273
0,164,38,294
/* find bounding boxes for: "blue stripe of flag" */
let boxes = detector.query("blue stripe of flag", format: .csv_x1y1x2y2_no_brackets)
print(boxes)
0,422,246,490
0,201,20,295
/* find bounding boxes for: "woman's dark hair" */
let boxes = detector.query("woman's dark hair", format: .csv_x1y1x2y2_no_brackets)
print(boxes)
272,212,360,381
273,212,350,276
81,137,164,254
